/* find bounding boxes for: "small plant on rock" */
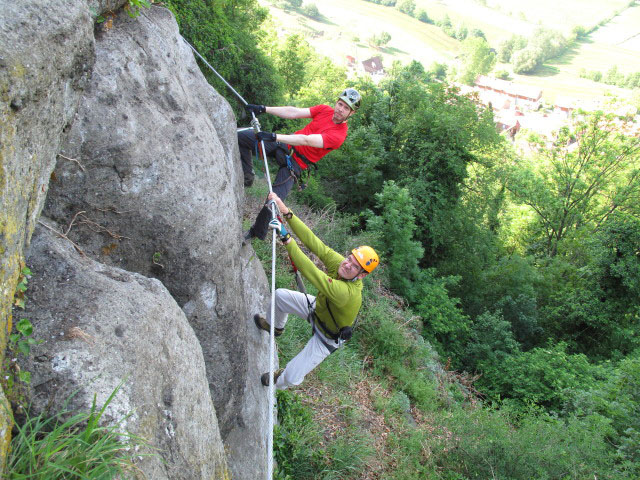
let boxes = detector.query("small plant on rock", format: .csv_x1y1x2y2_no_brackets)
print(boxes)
2,267,40,406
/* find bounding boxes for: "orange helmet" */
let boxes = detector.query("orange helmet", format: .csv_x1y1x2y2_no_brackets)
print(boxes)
352,246,379,273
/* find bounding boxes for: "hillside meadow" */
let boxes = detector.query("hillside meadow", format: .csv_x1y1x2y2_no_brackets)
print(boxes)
262,0,640,104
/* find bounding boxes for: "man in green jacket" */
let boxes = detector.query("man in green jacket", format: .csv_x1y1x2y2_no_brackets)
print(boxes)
256,192,379,389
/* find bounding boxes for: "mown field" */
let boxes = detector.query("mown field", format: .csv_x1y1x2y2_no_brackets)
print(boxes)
262,0,640,104
475,0,632,32
590,3,640,52
260,0,460,70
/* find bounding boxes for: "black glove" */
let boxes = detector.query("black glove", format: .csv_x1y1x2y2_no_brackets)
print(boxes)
245,104,266,116
256,131,277,142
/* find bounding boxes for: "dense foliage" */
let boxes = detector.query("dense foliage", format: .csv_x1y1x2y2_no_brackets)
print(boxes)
287,61,638,476
166,0,284,119
180,3,640,476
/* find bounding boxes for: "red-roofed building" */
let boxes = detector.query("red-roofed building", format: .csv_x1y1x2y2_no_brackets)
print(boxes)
362,56,384,75
475,75,542,103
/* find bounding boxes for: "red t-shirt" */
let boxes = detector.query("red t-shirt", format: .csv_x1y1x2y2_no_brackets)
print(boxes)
289,105,348,169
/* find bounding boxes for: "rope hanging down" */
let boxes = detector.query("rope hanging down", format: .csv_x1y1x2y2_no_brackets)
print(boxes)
184,38,278,480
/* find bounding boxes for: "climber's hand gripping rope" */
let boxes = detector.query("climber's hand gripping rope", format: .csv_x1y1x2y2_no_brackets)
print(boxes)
245,104,266,116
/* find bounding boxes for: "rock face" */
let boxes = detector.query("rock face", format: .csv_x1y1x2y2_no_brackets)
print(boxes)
0,0,94,356
22,219,230,479
41,6,272,479
2,1,273,476
0,0,98,467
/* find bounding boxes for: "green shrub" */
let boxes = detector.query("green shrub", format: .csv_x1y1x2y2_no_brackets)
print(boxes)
396,0,415,16
431,404,618,479
301,3,320,18
321,430,376,480
491,342,597,411
359,302,412,364
416,9,430,23
275,390,323,479
367,180,424,295
412,270,470,362
568,351,640,473
6,384,148,478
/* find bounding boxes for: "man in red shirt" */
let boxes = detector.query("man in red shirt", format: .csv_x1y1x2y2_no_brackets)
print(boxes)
239,88,362,241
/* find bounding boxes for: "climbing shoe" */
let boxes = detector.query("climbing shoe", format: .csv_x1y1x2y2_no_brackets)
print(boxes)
261,368,284,387
254,314,283,337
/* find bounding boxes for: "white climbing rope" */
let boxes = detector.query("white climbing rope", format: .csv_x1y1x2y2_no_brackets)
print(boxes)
183,38,278,480
251,115,279,480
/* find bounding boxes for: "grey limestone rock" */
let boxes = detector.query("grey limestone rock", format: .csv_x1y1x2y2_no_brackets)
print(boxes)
21,219,230,479
0,0,94,352
43,6,273,478
0,0,95,466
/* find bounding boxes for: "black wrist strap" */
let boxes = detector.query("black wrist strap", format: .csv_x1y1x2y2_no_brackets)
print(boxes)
280,233,291,243
283,211,293,220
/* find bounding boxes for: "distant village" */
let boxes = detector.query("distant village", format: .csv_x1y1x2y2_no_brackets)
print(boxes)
345,55,640,142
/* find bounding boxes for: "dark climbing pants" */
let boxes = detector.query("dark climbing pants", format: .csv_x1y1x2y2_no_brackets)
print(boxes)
238,129,302,240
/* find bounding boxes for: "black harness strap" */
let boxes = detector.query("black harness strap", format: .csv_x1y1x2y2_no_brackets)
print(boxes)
301,290,340,353
311,317,339,353
289,147,318,190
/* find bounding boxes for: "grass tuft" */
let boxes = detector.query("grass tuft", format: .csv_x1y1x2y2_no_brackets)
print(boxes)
6,382,150,479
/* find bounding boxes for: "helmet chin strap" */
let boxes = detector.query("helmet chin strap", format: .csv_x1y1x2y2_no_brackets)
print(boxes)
347,268,365,282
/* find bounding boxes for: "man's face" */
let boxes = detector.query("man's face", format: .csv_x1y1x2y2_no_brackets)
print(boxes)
338,254,364,280
332,99,354,124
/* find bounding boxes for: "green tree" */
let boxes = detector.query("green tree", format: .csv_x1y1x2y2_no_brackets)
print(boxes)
529,27,567,60
478,255,542,347
167,0,283,115
391,82,501,262
604,65,624,86
511,28,567,74
396,0,415,16
469,28,486,40
572,25,588,39
413,270,470,361
568,352,640,471
493,342,596,410
541,212,640,358
428,62,447,80
593,213,640,303
369,31,392,48
301,3,320,19
504,112,640,257
416,8,430,23
438,13,452,28
276,34,309,97
498,35,527,63
459,36,496,85
511,48,539,74
464,310,520,383
456,24,469,41
367,181,424,294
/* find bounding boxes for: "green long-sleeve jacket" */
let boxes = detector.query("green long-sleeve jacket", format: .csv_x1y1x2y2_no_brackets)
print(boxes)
284,212,362,337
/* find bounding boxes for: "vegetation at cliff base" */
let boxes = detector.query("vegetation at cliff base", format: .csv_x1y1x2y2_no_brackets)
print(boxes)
5,384,146,479
178,0,639,477
242,34,638,480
